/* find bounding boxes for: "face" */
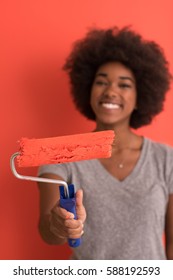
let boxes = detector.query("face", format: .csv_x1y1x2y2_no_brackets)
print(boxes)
90,62,137,128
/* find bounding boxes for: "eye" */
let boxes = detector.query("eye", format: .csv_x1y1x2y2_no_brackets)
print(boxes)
119,83,131,89
95,80,108,86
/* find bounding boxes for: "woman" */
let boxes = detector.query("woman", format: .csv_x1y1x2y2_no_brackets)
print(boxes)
38,26,173,259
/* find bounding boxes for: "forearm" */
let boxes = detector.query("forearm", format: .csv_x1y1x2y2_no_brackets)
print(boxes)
38,214,67,245
166,243,173,260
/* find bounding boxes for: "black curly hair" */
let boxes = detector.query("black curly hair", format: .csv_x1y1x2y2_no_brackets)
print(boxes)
63,26,172,128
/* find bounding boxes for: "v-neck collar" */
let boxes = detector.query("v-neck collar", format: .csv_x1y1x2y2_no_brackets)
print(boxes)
94,137,149,187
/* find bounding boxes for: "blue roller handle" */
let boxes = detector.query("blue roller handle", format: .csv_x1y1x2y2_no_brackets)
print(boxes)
59,184,82,247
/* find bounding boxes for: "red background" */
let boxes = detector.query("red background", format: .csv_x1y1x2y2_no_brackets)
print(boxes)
0,0,173,259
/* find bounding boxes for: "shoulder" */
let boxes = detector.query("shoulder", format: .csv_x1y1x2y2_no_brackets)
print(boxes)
67,159,98,171
145,138,173,155
144,138,173,192
145,137,173,158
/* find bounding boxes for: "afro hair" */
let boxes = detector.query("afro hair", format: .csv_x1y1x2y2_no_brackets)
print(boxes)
63,26,172,128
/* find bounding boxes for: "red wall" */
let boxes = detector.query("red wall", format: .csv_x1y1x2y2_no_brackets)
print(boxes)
0,0,173,259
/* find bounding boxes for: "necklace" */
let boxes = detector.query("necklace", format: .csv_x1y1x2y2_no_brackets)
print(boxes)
112,135,142,169
114,148,131,169
118,163,124,168
115,147,139,169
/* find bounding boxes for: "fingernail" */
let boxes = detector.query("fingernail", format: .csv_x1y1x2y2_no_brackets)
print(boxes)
65,214,74,219
65,215,71,219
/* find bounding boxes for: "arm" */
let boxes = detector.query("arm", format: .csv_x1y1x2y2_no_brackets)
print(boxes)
38,173,86,245
165,194,173,259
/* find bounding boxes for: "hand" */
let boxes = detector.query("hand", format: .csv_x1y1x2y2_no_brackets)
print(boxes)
50,189,86,241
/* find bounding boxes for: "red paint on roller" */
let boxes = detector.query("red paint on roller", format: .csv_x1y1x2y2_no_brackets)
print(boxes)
17,130,115,167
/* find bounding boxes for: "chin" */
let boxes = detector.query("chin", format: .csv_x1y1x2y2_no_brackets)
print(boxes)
98,116,120,125
97,116,130,129
97,119,118,129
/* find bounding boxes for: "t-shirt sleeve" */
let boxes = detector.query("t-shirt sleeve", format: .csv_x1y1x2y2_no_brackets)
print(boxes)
37,163,70,182
167,147,173,194
168,176,173,194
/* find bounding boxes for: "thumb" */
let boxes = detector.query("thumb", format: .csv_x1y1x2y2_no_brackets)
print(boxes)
75,189,84,207
75,189,86,222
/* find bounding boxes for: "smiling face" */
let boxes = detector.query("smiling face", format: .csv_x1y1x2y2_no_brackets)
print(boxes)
90,62,137,129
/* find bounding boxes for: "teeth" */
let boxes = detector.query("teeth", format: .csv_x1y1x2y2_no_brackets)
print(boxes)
101,103,120,109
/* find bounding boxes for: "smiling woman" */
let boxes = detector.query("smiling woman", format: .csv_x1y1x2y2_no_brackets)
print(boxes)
37,26,173,260
90,62,137,128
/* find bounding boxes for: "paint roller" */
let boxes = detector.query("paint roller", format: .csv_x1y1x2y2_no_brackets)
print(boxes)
10,130,114,247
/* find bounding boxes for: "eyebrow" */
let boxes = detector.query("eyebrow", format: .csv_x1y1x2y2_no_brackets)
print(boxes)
96,73,135,83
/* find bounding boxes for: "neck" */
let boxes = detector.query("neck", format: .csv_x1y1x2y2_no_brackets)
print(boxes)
94,123,138,150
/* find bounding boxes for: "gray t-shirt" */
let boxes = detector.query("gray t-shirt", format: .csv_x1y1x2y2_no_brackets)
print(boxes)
38,137,173,259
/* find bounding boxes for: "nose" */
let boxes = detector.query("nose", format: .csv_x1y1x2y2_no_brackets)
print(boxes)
104,83,119,97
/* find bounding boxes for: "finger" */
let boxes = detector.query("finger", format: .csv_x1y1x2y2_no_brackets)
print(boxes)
66,222,84,238
52,203,74,220
65,219,84,238
65,219,84,230
50,214,68,238
50,222,67,238
68,229,84,239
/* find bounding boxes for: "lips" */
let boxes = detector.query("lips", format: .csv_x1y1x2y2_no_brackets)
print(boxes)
99,98,123,110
